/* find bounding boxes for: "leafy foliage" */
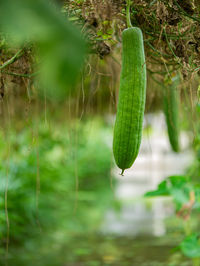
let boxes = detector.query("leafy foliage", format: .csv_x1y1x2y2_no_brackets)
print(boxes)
179,234,200,258
146,176,187,208
0,0,86,100
0,118,114,260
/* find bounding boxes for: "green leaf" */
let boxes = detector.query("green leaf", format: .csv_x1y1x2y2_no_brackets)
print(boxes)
0,0,87,100
169,175,188,188
180,234,200,258
170,188,190,210
144,180,169,197
145,175,192,210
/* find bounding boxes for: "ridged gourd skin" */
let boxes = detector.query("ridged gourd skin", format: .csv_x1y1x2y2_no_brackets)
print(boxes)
113,27,146,174
163,77,180,152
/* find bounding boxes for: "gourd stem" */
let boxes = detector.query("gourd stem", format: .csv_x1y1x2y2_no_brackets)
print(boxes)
120,169,125,176
126,0,132,28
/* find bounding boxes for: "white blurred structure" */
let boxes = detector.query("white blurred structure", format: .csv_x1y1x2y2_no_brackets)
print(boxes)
102,113,193,237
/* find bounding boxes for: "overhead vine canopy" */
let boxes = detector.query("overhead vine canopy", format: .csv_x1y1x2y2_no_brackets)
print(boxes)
0,0,199,106
64,0,200,77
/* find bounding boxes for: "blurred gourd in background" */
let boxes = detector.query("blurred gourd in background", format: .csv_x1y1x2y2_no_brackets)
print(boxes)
163,73,180,153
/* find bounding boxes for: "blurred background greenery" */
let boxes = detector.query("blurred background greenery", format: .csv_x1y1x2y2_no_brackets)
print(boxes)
0,115,115,265
0,0,200,265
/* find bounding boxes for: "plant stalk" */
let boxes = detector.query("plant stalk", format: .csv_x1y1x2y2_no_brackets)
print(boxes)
126,0,132,28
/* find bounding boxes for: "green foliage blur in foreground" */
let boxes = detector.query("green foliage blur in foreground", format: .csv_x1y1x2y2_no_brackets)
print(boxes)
145,139,200,260
0,117,113,265
0,0,86,100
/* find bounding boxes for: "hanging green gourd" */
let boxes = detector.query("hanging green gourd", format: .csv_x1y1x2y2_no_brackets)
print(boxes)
163,73,180,152
113,0,146,175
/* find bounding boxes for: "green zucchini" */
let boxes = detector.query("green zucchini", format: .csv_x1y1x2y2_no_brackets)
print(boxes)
163,75,180,152
113,27,146,175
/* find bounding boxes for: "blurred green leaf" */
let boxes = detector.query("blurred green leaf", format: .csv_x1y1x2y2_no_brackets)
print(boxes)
0,0,87,100
145,180,169,197
145,175,192,210
180,234,200,258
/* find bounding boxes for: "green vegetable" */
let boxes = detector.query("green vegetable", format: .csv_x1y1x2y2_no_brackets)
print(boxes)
163,74,180,152
113,27,146,175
